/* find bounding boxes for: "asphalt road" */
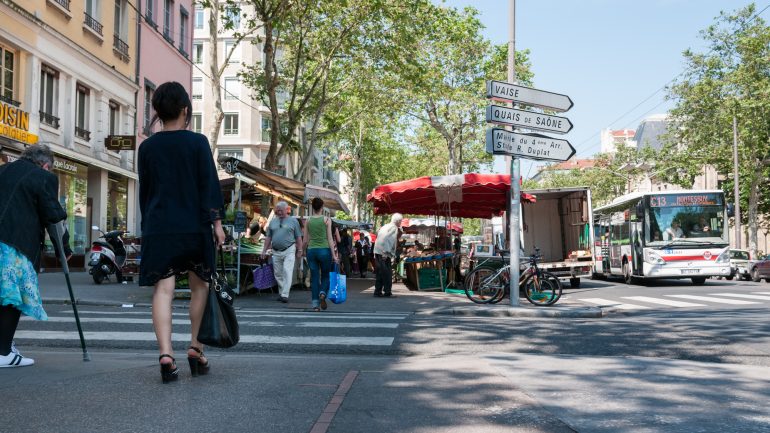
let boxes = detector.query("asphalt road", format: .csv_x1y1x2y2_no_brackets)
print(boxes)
3,274,769,432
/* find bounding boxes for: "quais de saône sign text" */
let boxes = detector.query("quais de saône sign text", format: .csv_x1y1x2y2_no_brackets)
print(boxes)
649,193,723,208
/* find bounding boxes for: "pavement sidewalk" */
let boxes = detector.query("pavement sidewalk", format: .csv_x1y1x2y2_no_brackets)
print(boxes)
37,271,602,318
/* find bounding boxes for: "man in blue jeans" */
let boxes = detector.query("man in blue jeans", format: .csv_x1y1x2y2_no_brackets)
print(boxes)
373,213,403,297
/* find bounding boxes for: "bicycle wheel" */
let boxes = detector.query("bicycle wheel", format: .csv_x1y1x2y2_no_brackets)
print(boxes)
540,271,563,305
464,266,505,304
523,277,557,306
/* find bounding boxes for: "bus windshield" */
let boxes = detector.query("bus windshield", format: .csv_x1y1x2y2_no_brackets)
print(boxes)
645,193,727,246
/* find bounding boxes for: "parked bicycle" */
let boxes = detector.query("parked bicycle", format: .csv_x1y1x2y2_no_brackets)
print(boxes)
464,249,562,306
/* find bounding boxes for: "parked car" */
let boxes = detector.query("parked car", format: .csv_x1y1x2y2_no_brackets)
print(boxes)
727,249,751,281
750,254,770,282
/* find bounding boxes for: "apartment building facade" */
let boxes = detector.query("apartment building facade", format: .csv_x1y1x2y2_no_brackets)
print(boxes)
0,0,139,269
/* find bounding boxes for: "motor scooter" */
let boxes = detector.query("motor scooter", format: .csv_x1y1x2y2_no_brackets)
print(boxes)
88,225,128,284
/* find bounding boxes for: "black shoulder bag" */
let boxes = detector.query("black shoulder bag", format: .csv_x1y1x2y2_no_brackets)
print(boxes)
198,247,240,348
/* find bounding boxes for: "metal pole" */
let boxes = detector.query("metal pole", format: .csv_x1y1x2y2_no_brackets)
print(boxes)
508,0,520,307
733,116,741,249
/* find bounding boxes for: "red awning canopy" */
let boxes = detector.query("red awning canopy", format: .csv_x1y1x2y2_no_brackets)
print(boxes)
367,174,536,219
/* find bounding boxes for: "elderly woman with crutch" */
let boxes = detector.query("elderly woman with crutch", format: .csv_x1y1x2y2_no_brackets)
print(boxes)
0,144,67,367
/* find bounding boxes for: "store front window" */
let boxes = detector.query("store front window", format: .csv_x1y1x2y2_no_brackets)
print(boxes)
50,157,89,256
107,173,128,232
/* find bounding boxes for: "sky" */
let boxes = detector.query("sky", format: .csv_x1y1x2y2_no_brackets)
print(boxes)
439,0,763,178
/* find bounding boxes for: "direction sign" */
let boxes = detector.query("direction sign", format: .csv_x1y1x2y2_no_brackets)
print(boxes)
485,128,575,162
485,105,573,134
486,80,573,112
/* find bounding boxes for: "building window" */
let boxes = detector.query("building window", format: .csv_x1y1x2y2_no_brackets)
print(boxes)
179,7,189,54
106,173,128,232
113,0,129,60
84,0,103,36
75,84,90,141
192,78,203,100
109,101,120,135
163,0,174,42
192,113,202,133
143,81,155,133
194,5,204,29
39,65,59,128
224,40,239,64
114,0,125,36
224,6,240,29
1,46,16,104
223,113,238,135
224,77,238,100
193,42,203,64
261,115,271,142
145,0,154,24
220,147,243,159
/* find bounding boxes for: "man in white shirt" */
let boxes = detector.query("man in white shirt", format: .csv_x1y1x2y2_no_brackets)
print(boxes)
664,220,684,241
373,213,403,297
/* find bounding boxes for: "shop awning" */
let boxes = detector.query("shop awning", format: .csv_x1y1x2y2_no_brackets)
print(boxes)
218,156,350,213
305,184,350,214
401,217,463,234
367,173,536,219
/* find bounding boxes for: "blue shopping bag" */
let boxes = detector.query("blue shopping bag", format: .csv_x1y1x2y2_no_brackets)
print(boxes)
328,264,347,304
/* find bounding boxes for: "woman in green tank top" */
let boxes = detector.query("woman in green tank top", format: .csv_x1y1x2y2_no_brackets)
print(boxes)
302,198,339,311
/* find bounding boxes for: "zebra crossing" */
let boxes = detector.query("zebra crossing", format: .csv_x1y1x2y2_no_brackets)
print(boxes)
579,291,770,311
14,307,410,349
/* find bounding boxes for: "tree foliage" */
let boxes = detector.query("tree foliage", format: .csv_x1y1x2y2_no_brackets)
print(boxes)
666,3,770,257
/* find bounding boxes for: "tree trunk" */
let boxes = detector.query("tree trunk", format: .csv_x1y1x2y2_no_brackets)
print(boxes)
353,120,363,221
207,3,224,154
748,170,760,258
262,20,281,172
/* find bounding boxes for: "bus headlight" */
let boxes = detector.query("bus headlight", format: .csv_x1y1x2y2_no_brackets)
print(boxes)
715,249,730,264
644,250,665,264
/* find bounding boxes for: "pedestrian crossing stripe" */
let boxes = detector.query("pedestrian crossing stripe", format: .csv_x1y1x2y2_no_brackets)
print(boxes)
62,310,410,321
12,330,395,346
622,296,705,307
665,294,758,305
708,293,770,301
26,316,400,329
577,298,650,310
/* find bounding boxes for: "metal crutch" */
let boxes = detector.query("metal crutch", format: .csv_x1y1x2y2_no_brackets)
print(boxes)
47,221,90,361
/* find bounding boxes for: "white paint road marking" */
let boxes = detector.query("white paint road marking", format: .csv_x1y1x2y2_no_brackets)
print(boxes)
13,330,394,346
64,310,409,320
26,316,400,328
578,298,650,310
708,293,770,301
622,296,705,307
666,294,758,305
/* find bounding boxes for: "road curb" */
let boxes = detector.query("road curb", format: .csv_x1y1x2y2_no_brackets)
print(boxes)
420,305,603,318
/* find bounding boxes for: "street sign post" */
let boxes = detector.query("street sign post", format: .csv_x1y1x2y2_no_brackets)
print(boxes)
486,105,573,134
486,128,575,162
486,80,574,112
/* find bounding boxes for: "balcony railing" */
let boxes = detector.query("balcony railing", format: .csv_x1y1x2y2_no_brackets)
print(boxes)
84,13,103,36
113,34,130,60
51,0,70,11
75,126,91,141
39,111,60,129
0,94,20,107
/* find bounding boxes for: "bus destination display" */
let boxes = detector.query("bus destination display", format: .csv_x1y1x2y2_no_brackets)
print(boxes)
649,193,723,208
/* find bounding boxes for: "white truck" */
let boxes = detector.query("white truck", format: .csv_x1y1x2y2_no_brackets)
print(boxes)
520,187,595,288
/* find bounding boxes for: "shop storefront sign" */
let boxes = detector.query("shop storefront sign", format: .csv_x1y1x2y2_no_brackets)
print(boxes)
0,101,38,145
105,135,136,151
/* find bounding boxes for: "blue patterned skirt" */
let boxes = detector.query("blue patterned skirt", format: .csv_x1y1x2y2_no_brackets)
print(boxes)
0,242,47,320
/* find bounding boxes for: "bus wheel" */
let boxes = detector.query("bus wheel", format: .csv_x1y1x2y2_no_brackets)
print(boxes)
570,278,580,288
691,277,706,285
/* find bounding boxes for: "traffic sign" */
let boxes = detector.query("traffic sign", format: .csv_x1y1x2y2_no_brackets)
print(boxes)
486,80,573,112
485,128,575,162
485,105,573,134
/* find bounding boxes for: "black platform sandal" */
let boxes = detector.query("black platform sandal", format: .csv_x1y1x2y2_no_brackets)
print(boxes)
159,354,179,384
188,346,210,377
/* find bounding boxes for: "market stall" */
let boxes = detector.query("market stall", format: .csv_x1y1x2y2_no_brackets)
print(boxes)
217,156,350,293
367,174,536,292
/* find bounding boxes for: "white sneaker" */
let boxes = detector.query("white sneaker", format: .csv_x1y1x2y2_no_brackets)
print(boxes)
1,342,34,367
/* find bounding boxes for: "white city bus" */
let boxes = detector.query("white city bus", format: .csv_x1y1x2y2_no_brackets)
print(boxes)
593,190,732,285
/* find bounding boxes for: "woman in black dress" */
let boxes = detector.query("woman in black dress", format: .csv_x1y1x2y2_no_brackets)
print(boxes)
138,82,225,383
